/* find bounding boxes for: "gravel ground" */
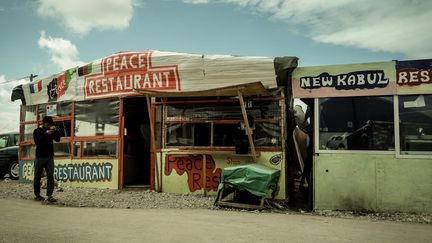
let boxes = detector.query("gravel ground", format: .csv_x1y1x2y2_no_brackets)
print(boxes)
1,178,430,224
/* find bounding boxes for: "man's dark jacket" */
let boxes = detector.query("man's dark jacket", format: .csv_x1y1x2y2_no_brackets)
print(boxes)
33,127,61,157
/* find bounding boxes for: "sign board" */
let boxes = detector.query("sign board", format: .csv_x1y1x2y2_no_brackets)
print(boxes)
396,59,432,95
292,61,397,98
292,59,432,98
21,51,278,105
19,159,119,189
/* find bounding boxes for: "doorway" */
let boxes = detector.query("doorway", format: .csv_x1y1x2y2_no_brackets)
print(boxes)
122,97,151,187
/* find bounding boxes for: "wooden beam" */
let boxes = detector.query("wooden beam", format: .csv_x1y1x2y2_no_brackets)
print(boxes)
147,95,159,192
203,154,207,196
237,91,257,161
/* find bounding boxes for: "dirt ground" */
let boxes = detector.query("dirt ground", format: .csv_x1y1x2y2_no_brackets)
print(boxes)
1,179,431,224
1,198,431,243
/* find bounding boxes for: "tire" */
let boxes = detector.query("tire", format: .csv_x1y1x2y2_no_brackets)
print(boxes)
8,160,19,180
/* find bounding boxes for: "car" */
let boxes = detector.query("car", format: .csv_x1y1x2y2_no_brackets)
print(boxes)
0,132,19,180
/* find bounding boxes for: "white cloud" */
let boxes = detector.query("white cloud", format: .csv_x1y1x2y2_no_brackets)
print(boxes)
38,31,85,70
36,0,136,35
183,0,432,58
183,0,210,4
0,75,27,133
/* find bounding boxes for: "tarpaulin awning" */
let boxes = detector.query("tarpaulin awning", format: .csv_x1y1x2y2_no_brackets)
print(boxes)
11,50,298,105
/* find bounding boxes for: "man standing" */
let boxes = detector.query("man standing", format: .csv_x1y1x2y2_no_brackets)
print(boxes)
33,116,60,202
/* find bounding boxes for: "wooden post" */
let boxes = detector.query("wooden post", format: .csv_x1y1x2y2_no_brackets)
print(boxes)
146,95,159,192
238,91,257,161
203,154,207,196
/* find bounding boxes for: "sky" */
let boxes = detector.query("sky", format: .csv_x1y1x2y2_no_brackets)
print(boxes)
0,0,431,133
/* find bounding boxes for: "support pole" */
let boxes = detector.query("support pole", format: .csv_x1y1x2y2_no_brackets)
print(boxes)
238,91,257,161
147,95,159,192
203,154,207,196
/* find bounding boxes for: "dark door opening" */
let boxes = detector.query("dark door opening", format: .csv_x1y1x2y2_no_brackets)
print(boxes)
122,97,150,187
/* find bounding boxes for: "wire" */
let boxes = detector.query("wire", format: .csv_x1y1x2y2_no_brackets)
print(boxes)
0,74,38,85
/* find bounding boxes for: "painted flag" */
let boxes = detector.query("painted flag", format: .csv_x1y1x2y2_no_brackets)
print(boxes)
29,80,43,94
78,63,93,76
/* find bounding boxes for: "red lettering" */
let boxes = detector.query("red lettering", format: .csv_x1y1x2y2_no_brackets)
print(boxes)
165,155,222,192
192,173,201,190
84,51,180,99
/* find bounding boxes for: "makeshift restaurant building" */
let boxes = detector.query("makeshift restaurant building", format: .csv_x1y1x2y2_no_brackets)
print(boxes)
11,50,298,200
292,59,432,213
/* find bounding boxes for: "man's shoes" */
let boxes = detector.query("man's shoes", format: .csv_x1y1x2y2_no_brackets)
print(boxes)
47,196,57,203
34,195,45,201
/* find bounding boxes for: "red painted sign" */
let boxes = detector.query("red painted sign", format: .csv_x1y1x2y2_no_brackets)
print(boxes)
165,155,222,192
397,68,432,86
396,60,432,88
84,51,180,99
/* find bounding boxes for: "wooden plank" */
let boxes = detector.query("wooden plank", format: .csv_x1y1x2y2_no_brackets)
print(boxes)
135,82,269,97
147,95,159,192
164,150,261,156
203,154,207,196
215,185,266,210
215,201,265,210
238,91,257,161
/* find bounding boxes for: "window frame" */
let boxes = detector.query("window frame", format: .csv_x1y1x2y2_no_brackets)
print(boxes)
314,96,432,159
160,97,284,152
395,95,432,159
19,98,120,160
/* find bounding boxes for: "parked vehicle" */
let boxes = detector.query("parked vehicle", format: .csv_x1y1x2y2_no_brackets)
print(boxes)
0,132,19,180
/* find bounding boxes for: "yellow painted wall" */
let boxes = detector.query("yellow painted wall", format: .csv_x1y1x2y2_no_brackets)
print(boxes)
158,151,287,199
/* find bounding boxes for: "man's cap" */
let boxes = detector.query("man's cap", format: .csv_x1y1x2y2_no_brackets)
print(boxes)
42,116,54,124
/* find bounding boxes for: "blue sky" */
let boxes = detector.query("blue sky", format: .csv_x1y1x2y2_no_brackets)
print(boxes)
0,0,431,132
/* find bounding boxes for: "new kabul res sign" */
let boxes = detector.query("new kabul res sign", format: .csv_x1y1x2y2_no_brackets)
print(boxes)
84,51,180,99
396,59,432,86
299,70,389,90
165,155,222,192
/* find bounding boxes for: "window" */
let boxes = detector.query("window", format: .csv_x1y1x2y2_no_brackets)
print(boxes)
213,124,241,146
81,141,118,158
166,123,210,146
22,124,38,141
21,145,36,159
399,95,432,155
13,134,19,145
164,98,282,149
54,143,71,157
23,105,37,122
319,96,394,151
53,120,72,138
74,98,119,136
0,135,8,148
255,122,281,146
38,102,72,120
